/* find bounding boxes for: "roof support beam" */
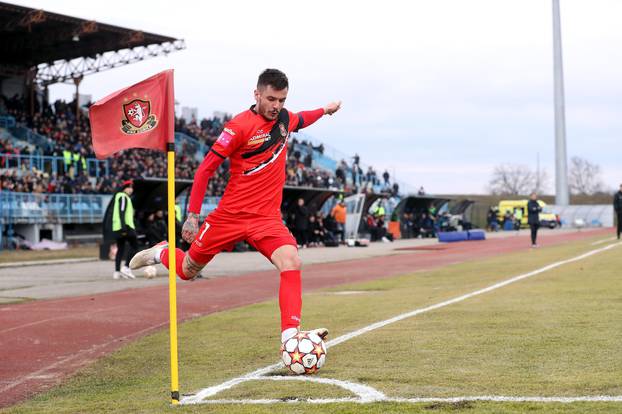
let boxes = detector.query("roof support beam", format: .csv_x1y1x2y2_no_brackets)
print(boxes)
34,39,185,86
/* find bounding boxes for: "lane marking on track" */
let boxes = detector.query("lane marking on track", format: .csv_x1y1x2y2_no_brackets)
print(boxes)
591,237,617,246
0,322,168,394
181,242,621,406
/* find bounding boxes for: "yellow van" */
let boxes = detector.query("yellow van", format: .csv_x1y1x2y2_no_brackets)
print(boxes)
497,200,559,229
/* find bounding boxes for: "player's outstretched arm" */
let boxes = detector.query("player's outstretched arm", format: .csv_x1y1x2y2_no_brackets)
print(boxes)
323,100,342,116
295,100,342,131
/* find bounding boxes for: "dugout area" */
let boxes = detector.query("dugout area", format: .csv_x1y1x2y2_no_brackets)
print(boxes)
100,181,343,258
100,178,193,259
281,185,343,218
392,194,451,219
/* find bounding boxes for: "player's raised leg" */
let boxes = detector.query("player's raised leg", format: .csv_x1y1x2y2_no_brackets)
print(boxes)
270,244,328,343
129,241,211,281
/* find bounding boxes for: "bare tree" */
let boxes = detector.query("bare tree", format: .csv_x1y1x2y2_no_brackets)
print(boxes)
488,164,537,195
568,156,605,195
534,169,550,194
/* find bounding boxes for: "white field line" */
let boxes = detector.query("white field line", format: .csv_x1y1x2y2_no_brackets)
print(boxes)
180,242,621,406
251,375,385,402
591,237,617,246
198,396,622,405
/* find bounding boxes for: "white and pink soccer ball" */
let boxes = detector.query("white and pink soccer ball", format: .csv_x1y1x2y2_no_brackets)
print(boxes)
281,331,327,375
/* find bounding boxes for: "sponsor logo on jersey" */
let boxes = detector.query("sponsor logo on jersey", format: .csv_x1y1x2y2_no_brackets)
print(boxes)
216,131,234,147
248,132,271,145
223,127,236,136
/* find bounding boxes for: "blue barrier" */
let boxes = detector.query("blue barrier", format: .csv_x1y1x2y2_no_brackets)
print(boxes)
438,230,486,242
467,230,486,241
438,231,468,243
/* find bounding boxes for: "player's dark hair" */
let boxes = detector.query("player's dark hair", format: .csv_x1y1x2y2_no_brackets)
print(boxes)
257,69,289,90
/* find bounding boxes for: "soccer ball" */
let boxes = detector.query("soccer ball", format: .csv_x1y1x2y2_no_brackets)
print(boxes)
281,331,326,375
143,265,157,279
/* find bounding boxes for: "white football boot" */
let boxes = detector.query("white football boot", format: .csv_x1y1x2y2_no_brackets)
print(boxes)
129,241,167,270
120,266,136,279
112,271,121,280
281,327,329,344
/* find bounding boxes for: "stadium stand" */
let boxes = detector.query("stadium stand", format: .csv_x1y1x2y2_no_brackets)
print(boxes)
0,2,412,249
1,93,407,248
1,94,345,193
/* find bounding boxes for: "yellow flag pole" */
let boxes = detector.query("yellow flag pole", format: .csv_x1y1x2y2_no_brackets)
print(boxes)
166,143,180,405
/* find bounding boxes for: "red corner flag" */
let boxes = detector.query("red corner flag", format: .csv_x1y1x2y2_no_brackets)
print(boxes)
89,69,175,159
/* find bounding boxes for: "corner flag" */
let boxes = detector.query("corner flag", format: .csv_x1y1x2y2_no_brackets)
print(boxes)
89,69,181,405
89,69,175,159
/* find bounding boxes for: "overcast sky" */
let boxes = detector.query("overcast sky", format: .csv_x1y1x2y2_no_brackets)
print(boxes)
14,0,622,194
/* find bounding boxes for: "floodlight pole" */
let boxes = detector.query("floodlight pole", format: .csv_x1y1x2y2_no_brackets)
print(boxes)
552,0,569,205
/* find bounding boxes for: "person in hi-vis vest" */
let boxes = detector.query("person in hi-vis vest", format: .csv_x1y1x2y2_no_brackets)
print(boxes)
112,180,138,279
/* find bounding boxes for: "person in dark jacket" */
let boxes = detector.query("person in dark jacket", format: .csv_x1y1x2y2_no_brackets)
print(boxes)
308,214,326,246
527,192,542,247
292,198,310,247
144,210,167,247
614,184,622,239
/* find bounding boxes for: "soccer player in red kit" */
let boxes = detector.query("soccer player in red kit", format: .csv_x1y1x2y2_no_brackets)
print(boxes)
130,68,341,344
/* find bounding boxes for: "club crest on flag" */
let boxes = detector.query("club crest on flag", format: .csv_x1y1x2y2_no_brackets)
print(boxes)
121,98,158,134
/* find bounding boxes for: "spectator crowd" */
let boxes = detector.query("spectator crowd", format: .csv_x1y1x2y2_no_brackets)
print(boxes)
2,94,381,197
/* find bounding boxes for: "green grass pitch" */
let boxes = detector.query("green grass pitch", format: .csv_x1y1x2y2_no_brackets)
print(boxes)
3,236,621,414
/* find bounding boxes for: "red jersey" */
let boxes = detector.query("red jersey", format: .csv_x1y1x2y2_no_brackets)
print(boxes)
189,106,324,217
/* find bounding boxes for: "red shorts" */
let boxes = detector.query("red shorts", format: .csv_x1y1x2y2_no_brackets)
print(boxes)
188,209,297,264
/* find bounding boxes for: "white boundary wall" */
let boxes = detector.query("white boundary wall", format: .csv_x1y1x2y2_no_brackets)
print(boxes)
550,204,613,228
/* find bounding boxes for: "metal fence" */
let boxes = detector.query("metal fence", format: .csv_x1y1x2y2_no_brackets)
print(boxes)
0,191,112,224
293,131,415,194
175,131,209,161
0,191,224,226
292,142,338,172
0,115,16,129
177,196,221,218
8,125,56,153
0,153,110,177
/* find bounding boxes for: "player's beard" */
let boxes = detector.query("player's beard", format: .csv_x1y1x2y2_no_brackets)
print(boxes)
263,107,278,120
257,102,279,120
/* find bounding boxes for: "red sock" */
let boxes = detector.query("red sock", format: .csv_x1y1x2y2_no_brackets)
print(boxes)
160,248,189,280
279,270,302,331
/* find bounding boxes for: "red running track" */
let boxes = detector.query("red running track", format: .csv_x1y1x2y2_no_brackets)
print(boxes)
0,229,610,408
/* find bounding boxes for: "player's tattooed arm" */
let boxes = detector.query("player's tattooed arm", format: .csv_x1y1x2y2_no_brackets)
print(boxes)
182,213,200,243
